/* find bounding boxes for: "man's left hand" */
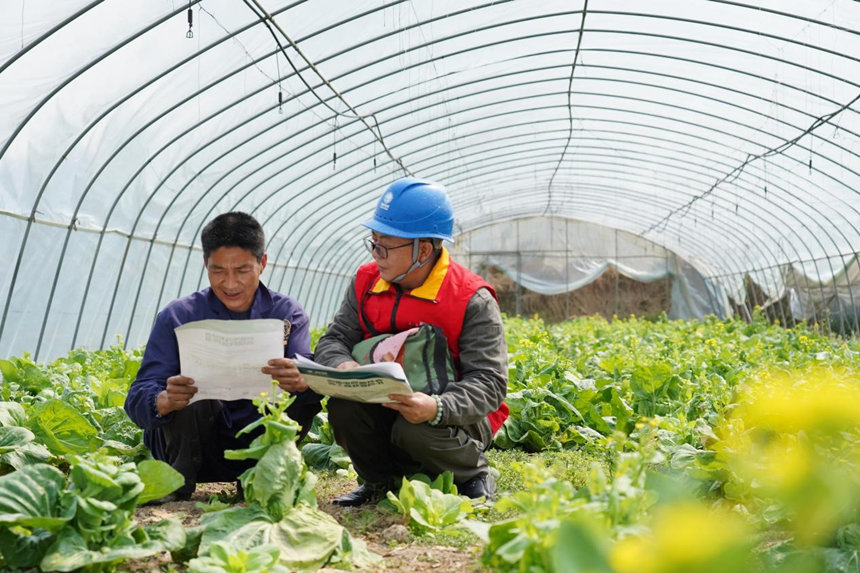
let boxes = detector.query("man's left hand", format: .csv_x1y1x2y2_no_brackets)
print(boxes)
262,358,308,393
383,392,437,424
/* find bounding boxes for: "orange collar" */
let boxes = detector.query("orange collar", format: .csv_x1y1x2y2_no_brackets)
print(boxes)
370,247,450,301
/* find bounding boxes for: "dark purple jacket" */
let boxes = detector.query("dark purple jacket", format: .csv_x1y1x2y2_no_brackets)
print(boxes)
124,283,312,460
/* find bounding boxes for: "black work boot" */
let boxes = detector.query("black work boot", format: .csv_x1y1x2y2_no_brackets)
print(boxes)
331,481,393,507
457,472,496,500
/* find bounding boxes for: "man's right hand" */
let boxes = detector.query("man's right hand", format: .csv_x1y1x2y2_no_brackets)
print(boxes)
156,375,198,416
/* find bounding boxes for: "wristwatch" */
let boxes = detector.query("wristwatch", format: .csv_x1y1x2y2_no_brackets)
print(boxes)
153,392,163,418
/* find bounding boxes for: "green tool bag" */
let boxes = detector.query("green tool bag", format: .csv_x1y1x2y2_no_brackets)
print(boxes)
351,323,455,394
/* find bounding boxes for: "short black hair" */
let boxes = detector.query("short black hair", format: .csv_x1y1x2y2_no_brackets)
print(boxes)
200,212,265,261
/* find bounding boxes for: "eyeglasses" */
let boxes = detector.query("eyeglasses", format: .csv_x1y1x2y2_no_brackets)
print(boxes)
364,237,413,259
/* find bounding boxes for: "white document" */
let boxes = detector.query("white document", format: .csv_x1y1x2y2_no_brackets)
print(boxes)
294,354,413,403
175,318,285,402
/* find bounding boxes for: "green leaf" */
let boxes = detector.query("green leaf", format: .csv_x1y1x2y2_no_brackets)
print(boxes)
630,363,673,397
0,527,55,569
247,439,315,518
0,464,73,530
99,438,147,459
188,540,287,573
0,401,28,426
0,441,53,471
70,457,120,492
201,503,366,571
40,518,186,572
0,358,19,382
386,477,472,533
301,442,350,471
92,406,143,451
136,459,185,505
0,425,35,451
0,356,52,392
29,399,99,456
554,519,614,573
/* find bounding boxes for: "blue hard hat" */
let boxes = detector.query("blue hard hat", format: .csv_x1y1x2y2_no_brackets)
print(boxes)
362,177,455,241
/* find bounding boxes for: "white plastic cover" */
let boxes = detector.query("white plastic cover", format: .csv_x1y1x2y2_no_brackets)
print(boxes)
451,217,731,319
2,1,860,359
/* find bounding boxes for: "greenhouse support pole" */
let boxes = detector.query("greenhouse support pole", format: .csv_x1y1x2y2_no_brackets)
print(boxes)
614,229,619,317
566,219,570,319
516,220,521,316
665,252,670,316
852,253,860,334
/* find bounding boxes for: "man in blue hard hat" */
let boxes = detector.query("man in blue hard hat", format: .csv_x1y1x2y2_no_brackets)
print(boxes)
125,212,321,503
314,177,509,506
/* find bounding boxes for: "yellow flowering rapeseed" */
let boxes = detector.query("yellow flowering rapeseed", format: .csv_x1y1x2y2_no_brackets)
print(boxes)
718,366,860,545
610,502,753,573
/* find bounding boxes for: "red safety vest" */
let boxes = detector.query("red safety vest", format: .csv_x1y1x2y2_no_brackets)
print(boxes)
354,248,509,434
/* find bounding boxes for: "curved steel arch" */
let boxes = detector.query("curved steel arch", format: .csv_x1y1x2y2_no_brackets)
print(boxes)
437,158,802,273
106,75,860,342
256,93,848,316
37,42,284,354
70,9,860,264
434,149,834,299
426,143,840,273
295,150,830,327
0,1,105,75
0,3,194,352
300,156,782,310
5,1,860,358
65,4,430,346
352,88,855,248
401,120,860,249
450,186,761,302
34,1,400,352
92,70,860,326
7,2,272,352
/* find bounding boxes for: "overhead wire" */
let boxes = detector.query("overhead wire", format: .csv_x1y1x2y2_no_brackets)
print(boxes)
241,0,411,175
545,0,589,214
642,89,860,236
197,4,278,84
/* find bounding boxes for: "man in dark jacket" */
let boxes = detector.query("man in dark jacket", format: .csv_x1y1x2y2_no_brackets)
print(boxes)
314,177,508,506
124,212,320,502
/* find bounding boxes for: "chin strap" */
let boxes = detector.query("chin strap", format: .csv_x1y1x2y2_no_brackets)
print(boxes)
391,239,432,283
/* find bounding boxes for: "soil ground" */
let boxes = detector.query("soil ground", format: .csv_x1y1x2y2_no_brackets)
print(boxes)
127,480,487,572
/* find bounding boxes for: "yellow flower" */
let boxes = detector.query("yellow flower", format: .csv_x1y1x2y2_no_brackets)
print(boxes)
742,434,810,492
655,504,750,566
736,368,860,434
717,366,860,545
610,502,752,573
612,535,656,573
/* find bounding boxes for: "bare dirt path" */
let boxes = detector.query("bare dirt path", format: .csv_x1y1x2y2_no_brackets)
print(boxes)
127,481,486,572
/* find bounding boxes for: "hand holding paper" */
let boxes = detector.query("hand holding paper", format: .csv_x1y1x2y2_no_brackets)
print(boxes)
294,354,412,403
262,356,308,393
174,318,286,402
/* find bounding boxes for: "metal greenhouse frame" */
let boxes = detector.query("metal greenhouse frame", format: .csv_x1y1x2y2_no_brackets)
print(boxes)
3,0,860,359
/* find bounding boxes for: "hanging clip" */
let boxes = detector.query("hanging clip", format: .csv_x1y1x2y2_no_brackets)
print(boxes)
278,90,284,114
186,5,194,38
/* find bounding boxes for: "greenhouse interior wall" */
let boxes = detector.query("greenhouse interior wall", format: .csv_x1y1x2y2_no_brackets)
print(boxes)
3,1,860,362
